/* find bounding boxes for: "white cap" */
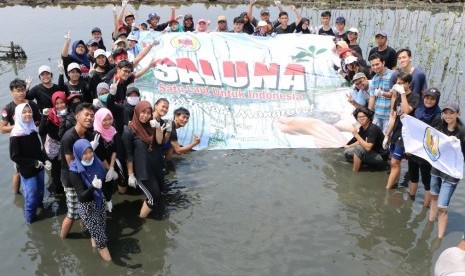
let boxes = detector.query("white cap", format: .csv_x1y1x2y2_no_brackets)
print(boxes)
344,56,358,64
94,49,106,59
67,62,81,73
127,34,138,42
114,38,128,49
348,27,359,33
38,65,51,75
258,20,267,27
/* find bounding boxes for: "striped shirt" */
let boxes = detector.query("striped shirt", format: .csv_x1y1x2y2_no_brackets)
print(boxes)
369,69,395,120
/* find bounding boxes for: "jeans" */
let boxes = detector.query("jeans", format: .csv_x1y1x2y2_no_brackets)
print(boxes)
430,175,457,208
20,170,45,223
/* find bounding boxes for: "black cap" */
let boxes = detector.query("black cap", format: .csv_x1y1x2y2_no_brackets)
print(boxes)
233,16,245,24
91,27,101,34
424,87,441,100
126,86,140,96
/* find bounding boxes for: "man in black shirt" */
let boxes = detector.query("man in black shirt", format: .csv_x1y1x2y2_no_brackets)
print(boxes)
368,31,397,70
26,65,62,111
273,6,302,34
344,108,386,172
59,103,96,239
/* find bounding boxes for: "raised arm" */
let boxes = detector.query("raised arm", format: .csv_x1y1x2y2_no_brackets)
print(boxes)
134,58,154,79
247,0,256,23
61,30,71,58
290,5,302,25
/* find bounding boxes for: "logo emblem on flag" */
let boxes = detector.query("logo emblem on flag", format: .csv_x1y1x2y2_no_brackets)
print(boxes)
423,127,440,161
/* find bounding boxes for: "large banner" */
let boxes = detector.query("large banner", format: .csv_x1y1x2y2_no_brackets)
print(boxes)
401,115,463,179
134,32,354,149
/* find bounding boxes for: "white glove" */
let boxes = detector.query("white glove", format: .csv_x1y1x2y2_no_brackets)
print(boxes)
106,167,115,182
110,79,118,95
92,175,102,189
111,168,119,180
106,201,113,212
164,25,171,32
42,108,50,116
392,84,405,95
176,15,183,20
64,30,71,43
90,133,100,150
88,63,96,78
35,160,44,169
162,120,172,132
274,0,282,6
374,88,384,97
57,60,65,75
128,173,137,188
151,38,160,46
112,5,117,15
382,137,389,150
249,0,256,5
25,76,33,91
150,119,160,128
121,0,129,6
44,160,52,171
131,22,136,30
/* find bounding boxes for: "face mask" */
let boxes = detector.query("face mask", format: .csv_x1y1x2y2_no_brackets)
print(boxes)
81,157,94,167
127,96,140,106
58,109,68,116
98,94,109,103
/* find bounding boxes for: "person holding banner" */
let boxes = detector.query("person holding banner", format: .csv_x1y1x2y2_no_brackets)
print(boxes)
343,107,386,172
407,88,442,204
384,72,420,189
429,102,465,239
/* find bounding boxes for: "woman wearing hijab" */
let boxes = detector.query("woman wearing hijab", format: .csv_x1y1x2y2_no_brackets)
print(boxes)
39,91,68,195
122,101,166,218
61,35,91,80
407,88,442,205
69,139,111,261
10,103,50,224
93,108,125,206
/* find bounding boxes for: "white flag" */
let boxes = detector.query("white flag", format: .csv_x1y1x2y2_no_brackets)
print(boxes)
401,115,463,179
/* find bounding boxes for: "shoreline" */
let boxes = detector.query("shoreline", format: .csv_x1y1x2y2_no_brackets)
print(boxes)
1,1,465,9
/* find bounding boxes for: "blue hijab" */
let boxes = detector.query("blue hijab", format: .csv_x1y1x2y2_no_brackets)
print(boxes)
414,93,441,125
69,40,91,68
69,139,106,209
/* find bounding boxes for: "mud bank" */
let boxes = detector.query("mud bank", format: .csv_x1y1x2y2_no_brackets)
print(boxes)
1,0,464,9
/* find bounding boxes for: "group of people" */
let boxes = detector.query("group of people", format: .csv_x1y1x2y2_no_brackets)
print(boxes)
2,0,464,264
340,33,465,242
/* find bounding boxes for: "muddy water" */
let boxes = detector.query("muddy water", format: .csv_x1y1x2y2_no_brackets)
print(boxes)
0,4,464,275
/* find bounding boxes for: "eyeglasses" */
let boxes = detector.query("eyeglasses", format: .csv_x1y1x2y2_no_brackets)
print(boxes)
357,115,367,119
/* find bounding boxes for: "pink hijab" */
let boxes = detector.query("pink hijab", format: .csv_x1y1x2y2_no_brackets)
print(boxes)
93,108,117,142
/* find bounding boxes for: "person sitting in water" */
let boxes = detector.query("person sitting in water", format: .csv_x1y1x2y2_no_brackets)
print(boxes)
343,107,386,172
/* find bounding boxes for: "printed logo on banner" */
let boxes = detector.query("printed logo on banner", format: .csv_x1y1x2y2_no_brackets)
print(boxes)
170,34,200,52
423,127,440,161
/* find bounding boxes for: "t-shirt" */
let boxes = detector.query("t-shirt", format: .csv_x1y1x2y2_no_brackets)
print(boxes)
104,68,136,103
2,101,41,126
26,83,62,111
435,246,465,276
169,125,178,142
368,46,397,69
396,67,427,96
349,44,363,58
274,23,297,34
358,122,385,154
318,26,335,36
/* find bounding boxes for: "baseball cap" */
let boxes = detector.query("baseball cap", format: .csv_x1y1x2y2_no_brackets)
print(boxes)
96,82,110,95
94,49,106,59
147,13,160,22
114,38,129,49
424,87,441,100
336,40,349,48
87,39,99,46
375,30,387,37
344,56,358,65
233,16,245,24
91,27,101,34
38,65,51,75
126,86,140,96
184,14,193,20
197,18,207,24
442,102,460,113
127,34,138,42
125,11,135,19
348,27,359,34
114,31,127,40
67,62,81,73
335,16,345,24
217,15,227,22
260,9,269,15
351,72,367,83
338,47,351,58
257,20,267,27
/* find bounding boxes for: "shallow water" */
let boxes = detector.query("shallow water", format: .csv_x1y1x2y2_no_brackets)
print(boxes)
0,4,465,275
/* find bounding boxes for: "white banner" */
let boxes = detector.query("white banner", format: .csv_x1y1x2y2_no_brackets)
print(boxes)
401,115,463,179
134,31,354,149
